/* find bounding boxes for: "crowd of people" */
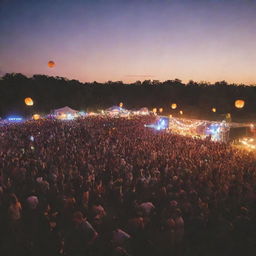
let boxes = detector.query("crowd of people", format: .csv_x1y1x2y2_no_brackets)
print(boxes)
0,116,256,256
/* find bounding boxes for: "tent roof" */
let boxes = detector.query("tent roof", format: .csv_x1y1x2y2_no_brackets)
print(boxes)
139,107,149,112
105,106,128,112
53,106,78,114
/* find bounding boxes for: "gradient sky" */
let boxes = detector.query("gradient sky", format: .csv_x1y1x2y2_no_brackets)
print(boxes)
1,0,256,84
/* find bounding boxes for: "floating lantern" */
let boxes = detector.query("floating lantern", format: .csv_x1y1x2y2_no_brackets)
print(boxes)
24,97,34,106
235,99,245,109
32,114,40,120
171,103,177,109
48,60,55,68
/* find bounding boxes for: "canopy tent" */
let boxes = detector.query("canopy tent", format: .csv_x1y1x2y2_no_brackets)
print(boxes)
52,106,79,119
139,107,149,112
131,107,150,115
105,106,129,115
138,107,150,115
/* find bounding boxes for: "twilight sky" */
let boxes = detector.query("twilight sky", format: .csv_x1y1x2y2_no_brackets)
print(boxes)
1,0,256,84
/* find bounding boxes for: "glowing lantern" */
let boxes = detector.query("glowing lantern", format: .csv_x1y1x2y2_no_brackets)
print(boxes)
171,103,177,110
24,97,34,106
32,114,40,120
152,108,157,113
169,114,172,118
159,108,163,113
212,108,216,113
179,110,183,115
48,60,55,68
119,102,123,108
235,99,245,109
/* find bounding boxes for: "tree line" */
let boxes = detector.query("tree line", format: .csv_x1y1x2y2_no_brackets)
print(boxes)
1,73,256,122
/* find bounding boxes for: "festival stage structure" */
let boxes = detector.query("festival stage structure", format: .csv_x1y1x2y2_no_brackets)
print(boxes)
52,106,79,120
168,117,230,142
104,106,130,116
147,116,255,143
168,117,256,143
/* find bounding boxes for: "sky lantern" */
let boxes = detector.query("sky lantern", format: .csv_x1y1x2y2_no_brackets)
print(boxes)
171,103,177,109
119,102,123,108
32,114,40,120
159,108,163,113
152,108,157,113
179,110,183,115
24,97,34,106
212,107,216,113
235,99,245,109
48,60,55,68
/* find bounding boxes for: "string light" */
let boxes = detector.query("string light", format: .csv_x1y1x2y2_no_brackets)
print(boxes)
168,117,228,141
239,138,256,150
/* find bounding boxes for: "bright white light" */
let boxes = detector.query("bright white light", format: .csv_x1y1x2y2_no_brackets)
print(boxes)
7,116,23,122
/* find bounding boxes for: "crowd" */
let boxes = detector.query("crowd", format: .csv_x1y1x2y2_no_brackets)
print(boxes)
0,116,256,256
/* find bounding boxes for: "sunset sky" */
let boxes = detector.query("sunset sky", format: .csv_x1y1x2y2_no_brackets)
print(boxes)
1,0,256,84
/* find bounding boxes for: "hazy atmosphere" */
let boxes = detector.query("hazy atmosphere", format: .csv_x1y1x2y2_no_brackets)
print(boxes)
1,1,256,256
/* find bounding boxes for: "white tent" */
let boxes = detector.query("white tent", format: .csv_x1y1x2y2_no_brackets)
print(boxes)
53,106,78,119
138,107,149,115
104,106,130,117
131,107,150,115
105,106,129,115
